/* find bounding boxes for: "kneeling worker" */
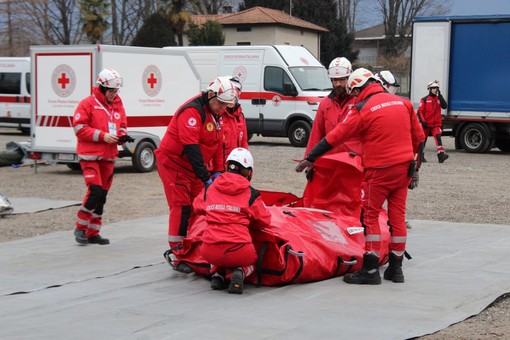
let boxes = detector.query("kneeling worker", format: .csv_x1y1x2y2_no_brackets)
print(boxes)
193,148,271,294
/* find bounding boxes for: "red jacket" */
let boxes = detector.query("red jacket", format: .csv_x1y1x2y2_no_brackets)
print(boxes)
193,172,271,244
73,87,127,161
306,91,361,156
325,83,425,169
158,93,224,176
417,93,447,128
222,105,249,165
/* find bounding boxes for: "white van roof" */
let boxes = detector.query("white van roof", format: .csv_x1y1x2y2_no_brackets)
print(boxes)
272,45,323,67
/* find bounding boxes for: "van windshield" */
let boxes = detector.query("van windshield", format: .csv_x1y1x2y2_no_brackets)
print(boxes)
289,67,332,91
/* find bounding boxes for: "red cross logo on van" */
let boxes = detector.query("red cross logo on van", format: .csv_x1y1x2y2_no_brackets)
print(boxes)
58,73,70,89
51,64,76,98
142,65,162,97
272,95,281,106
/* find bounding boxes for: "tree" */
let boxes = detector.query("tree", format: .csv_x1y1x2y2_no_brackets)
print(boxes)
187,20,225,46
79,0,110,43
17,0,84,45
164,0,191,46
239,0,287,11
374,0,452,57
289,0,358,65
131,12,176,47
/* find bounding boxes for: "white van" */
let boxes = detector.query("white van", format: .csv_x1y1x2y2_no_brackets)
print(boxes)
0,57,31,133
167,45,331,146
28,45,200,172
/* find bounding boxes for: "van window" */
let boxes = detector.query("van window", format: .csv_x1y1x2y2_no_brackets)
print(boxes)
25,72,31,94
0,72,21,95
264,66,292,94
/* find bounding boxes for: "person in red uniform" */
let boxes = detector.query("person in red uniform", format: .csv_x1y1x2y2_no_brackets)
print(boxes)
155,76,237,272
296,68,425,285
221,76,249,166
73,68,132,245
301,57,362,215
194,147,271,294
416,80,448,163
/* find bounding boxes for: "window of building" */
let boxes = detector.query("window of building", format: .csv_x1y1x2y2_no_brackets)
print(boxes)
237,26,252,32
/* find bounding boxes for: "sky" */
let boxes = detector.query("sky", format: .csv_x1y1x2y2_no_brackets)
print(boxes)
448,0,510,16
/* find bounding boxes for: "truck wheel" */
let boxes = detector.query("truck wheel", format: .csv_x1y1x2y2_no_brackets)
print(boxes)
132,141,156,173
458,123,492,153
288,120,311,147
495,138,510,152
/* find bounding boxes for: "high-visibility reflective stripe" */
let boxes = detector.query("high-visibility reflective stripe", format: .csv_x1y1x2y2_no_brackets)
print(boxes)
168,235,184,242
365,234,382,242
93,129,101,142
391,236,407,243
89,223,101,231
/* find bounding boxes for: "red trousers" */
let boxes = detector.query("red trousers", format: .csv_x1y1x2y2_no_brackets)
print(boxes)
76,160,115,237
361,162,410,255
155,149,203,248
201,241,257,279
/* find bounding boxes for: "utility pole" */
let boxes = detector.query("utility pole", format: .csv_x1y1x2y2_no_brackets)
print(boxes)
290,0,293,17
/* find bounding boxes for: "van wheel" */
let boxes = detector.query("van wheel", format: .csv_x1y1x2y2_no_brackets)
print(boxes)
132,141,156,173
459,123,492,153
288,120,311,147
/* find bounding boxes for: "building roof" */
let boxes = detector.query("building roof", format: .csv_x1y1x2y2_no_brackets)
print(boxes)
190,6,328,32
355,23,385,40
355,23,412,40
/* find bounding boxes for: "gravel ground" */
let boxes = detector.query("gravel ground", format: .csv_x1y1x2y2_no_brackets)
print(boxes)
0,126,509,338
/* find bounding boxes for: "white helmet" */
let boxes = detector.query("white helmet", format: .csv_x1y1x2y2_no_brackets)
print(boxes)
327,57,352,78
427,81,440,90
207,76,237,104
375,70,400,94
346,68,376,94
229,76,242,93
97,68,123,88
227,147,254,169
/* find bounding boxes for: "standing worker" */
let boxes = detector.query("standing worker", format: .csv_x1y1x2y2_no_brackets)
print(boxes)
193,148,271,294
73,68,133,245
296,68,425,285
416,80,449,163
155,76,237,271
300,57,362,215
221,76,249,165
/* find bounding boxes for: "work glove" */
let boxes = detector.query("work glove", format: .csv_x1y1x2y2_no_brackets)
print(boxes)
421,122,428,129
408,171,419,190
295,159,313,173
305,167,315,181
211,171,222,181
118,134,135,145
204,178,213,189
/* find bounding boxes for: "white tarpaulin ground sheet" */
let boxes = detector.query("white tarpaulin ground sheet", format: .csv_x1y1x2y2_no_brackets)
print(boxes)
9,197,81,214
0,216,509,339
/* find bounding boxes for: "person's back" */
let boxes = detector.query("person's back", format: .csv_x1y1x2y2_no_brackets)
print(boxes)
350,84,418,168
198,171,266,244
193,147,270,294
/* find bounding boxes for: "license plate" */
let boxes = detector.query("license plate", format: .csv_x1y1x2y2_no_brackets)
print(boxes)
58,153,75,161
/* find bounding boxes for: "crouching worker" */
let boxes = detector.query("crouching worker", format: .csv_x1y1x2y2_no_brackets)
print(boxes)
193,148,271,294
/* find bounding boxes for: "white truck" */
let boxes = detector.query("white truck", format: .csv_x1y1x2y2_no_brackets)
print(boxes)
167,45,332,147
411,15,510,153
28,44,200,172
0,57,31,133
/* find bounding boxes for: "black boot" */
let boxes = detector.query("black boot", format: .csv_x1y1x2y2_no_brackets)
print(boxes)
228,267,245,294
437,152,449,163
383,253,405,283
87,234,110,245
344,253,381,285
